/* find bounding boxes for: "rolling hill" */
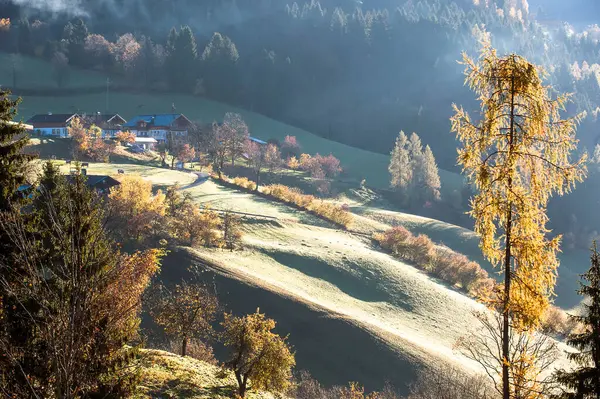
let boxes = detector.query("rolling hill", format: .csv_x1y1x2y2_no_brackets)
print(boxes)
29,159,578,395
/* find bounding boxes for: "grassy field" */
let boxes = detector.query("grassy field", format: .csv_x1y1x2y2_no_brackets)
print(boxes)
3,51,465,194
0,53,123,90
136,349,281,398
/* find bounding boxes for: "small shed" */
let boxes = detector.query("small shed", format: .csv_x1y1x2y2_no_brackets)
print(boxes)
135,137,158,150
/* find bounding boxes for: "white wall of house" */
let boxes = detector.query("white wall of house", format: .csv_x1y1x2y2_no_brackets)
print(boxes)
35,127,68,138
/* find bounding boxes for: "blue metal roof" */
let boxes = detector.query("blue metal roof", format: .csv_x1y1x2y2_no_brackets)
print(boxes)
249,136,267,145
123,114,184,128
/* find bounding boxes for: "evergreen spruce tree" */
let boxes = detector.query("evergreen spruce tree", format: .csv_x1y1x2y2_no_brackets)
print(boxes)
407,132,424,205
0,91,33,211
176,25,198,90
165,26,198,91
555,242,600,399
418,145,441,203
388,131,412,200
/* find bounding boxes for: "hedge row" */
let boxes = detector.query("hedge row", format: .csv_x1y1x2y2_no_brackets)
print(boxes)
212,175,353,229
374,226,580,338
374,226,495,298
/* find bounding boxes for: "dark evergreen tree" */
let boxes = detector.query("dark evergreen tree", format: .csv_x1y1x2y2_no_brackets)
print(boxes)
555,242,600,398
201,32,239,100
16,18,32,54
62,19,88,66
164,26,198,91
0,91,33,212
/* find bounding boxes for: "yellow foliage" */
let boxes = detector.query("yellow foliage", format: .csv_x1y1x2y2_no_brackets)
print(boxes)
0,18,10,31
287,156,300,170
374,226,494,298
222,310,295,397
109,175,167,241
451,39,586,329
233,176,257,191
262,184,353,228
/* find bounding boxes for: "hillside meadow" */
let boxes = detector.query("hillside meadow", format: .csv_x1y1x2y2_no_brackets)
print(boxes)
3,51,465,195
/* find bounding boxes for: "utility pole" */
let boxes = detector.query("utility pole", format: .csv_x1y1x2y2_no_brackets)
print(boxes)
106,77,110,113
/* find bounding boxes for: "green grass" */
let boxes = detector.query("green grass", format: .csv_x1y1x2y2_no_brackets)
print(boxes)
0,52,122,90
2,51,465,194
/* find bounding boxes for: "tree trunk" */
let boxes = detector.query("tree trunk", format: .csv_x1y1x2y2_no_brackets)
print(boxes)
235,371,247,398
502,209,512,399
181,336,188,357
503,71,516,399
255,169,261,191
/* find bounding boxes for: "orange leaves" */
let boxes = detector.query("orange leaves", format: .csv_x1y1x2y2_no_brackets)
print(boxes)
0,18,10,32
222,310,295,397
451,42,586,330
115,130,135,144
108,175,167,242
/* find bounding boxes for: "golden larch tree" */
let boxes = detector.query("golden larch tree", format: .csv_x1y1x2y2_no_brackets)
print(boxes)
451,39,586,399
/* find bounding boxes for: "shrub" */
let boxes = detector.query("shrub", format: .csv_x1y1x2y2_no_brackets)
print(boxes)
405,234,436,266
374,227,493,298
541,305,581,338
315,154,342,177
233,176,257,191
375,226,413,256
166,339,217,365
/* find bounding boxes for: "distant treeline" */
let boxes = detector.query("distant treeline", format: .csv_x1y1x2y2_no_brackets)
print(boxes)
1,0,599,171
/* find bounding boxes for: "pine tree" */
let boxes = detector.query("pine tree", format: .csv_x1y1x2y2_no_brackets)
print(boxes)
63,19,88,66
418,145,441,202
407,132,424,205
555,242,600,399
175,25,198,91
0,91,33,211
451,39,586,399
0,167,162,397
388,131,412,196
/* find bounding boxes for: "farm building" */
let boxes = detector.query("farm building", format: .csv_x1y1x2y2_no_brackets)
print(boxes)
26,113,78,138
123,114,193,144
81,113,127,138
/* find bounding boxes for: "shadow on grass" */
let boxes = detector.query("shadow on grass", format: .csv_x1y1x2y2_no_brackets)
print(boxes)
151,249,422,395
259,250,412,311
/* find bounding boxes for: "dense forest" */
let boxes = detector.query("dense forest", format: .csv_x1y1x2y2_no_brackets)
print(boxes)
1,0,600,168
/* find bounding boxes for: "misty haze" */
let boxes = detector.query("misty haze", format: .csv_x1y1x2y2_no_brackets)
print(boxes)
1,0,600,398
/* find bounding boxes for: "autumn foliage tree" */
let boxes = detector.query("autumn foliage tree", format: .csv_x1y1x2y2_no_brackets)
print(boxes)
176,143,196,168
150,281,219,357
108,175,167,244
451,38,586,399
246,141,280,190
170,202,222,247
69,117,110,161
281,135,301,157
0,168,163,398
222,309,295,398
222,210,243,250
115,130,135,144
